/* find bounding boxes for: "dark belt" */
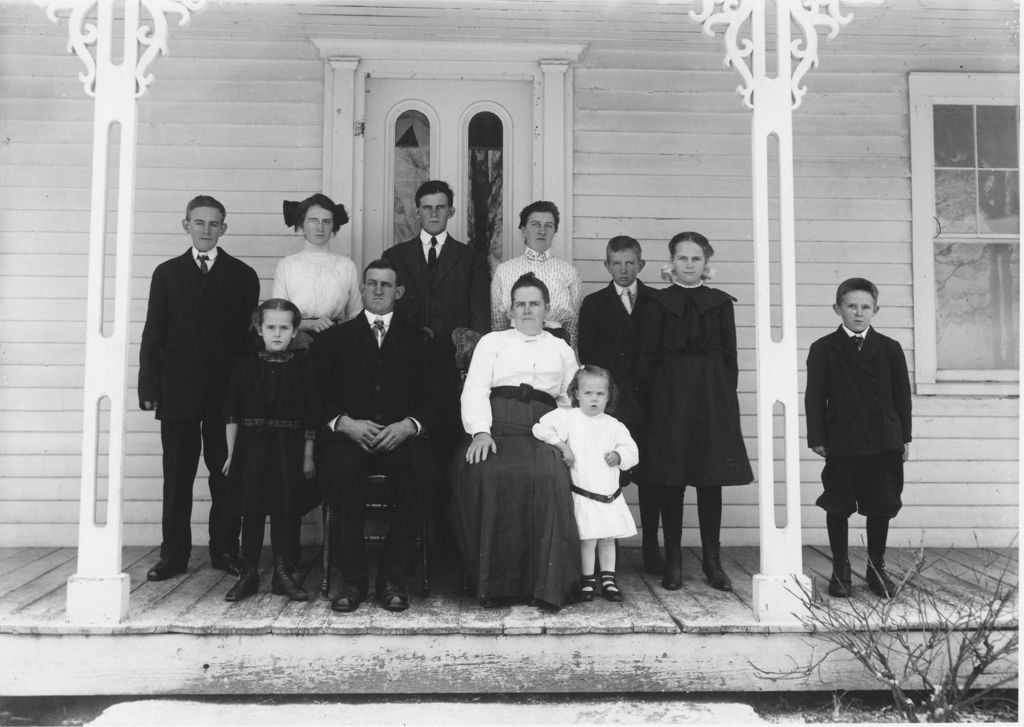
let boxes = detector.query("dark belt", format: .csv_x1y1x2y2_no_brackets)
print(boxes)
571,485,622,504
490,384,555,408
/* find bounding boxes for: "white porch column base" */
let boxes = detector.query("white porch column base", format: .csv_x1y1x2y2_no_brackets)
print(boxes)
66,574,130,624
752,573,812,624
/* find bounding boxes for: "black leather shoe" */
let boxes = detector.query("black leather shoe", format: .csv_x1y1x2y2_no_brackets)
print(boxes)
271,559,309,601
147,557,187,582
331,578,369,613
701,543,733,592
828,557,853,598
224,568,259,602
866,558,896,599
662,543,682,591
376,577,410,612
211,552,244,576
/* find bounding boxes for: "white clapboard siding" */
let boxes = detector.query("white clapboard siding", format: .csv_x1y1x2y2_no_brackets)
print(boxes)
0,1,1018,549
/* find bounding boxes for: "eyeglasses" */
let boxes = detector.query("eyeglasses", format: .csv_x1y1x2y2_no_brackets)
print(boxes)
305,218,333,228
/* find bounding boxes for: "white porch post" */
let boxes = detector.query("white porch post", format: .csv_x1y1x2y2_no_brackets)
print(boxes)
40,0,206,624
690,0,878,622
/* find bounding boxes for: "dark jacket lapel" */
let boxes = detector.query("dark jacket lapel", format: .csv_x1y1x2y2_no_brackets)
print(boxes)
396,240,428,301
828,326,875,373
430,236,463,289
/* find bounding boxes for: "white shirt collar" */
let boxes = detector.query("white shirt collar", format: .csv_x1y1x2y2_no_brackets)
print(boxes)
419,230,449,247
191,246,219,264
841,325,870,338
364,310,394,328
615,282,637,297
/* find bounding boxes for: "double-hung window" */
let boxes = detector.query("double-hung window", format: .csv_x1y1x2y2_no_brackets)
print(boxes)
909,73,1019,395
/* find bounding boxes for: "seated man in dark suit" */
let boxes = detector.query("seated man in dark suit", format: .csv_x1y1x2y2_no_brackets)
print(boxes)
311,259,443,613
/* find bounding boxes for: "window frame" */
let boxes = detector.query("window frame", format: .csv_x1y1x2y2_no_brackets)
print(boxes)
909,72,1020,395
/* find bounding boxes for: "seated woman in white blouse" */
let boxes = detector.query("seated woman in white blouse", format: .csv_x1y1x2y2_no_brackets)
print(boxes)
449,273,581,611
273,193,361,347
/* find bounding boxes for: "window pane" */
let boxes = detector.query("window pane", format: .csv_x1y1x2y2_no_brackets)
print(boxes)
935,169,977,233
467,111,504,271
394,110,430,243
976,105,1018,169
933,105,975,168
935,242,1020,370
979,170,1019,234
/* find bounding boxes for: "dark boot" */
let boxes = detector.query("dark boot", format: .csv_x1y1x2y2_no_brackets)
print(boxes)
662,542,682,590
866,556,896,599
272,557,309,601
224,567,259,602
642,541,664,575
701,543,732,592
828,554,852,597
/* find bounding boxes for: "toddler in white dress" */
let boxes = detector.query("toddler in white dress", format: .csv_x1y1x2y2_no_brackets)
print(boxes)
532,365,638,602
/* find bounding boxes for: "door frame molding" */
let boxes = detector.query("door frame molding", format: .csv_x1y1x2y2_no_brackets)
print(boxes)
311,38,586,273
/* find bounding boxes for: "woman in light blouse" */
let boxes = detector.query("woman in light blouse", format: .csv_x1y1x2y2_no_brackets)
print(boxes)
273,193,361,347
490,201,582,349
450,273,581,611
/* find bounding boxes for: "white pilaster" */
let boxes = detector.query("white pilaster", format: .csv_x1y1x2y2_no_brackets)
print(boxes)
539,59,572,261
324,57,361,262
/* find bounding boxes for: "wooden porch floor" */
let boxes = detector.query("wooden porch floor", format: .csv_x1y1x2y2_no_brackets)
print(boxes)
0,545,1016,695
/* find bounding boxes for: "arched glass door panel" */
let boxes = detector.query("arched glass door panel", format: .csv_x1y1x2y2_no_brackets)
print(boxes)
393,109,430,243
467,111,504,271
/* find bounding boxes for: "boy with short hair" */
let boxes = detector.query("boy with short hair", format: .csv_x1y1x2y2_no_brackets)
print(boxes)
805,277,912,598
578,235,662,574
139,195,260,581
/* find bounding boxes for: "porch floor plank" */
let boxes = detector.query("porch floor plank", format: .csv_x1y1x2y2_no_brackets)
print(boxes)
945,547,1018,589
0,548,78,619
135,556,230,634
603,553,678,634
173,561,287,635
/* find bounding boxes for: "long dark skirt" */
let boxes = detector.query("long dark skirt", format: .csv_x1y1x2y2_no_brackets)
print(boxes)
448,396,581,608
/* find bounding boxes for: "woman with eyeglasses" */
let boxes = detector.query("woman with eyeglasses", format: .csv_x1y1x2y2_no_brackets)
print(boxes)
489,201,583,349
273,193,361,348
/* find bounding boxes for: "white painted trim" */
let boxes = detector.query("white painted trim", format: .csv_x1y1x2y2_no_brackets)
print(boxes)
324,57,359,258
908,72,1020,393
917,382,1020,396
317,39,585,268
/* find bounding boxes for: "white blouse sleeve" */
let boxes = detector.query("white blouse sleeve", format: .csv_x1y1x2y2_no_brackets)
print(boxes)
532,408,570,445
342,257,362,321
460,333,501,435
611,419,640,471
555,340,579,408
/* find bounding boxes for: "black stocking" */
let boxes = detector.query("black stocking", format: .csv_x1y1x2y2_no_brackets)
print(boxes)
695,487,723,548
240,514,266,568
866,516,890,562
658,487,685,547
826,513,849,559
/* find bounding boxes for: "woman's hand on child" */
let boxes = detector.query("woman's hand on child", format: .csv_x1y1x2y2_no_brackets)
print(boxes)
466,433,497,464
558,444,575,468
303,455,316,480
302,316,335,333
604,451,621,467
811,445,828,458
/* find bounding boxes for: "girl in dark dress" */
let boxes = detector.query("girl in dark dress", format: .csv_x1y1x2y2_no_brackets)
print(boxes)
222,299,320,602
639,232,753,592
449,274,581,611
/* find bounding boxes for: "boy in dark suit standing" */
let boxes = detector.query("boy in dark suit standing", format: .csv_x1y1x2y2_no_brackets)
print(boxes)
382,180,490,468
139,195,260,581
312,260,443,613
805,277,912,599
578,236,662,574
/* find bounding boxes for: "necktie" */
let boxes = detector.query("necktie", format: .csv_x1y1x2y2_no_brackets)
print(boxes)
625,289,636,314
373,317,386,348
427,237,438,270
852,334,864,350
198,254,210,274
